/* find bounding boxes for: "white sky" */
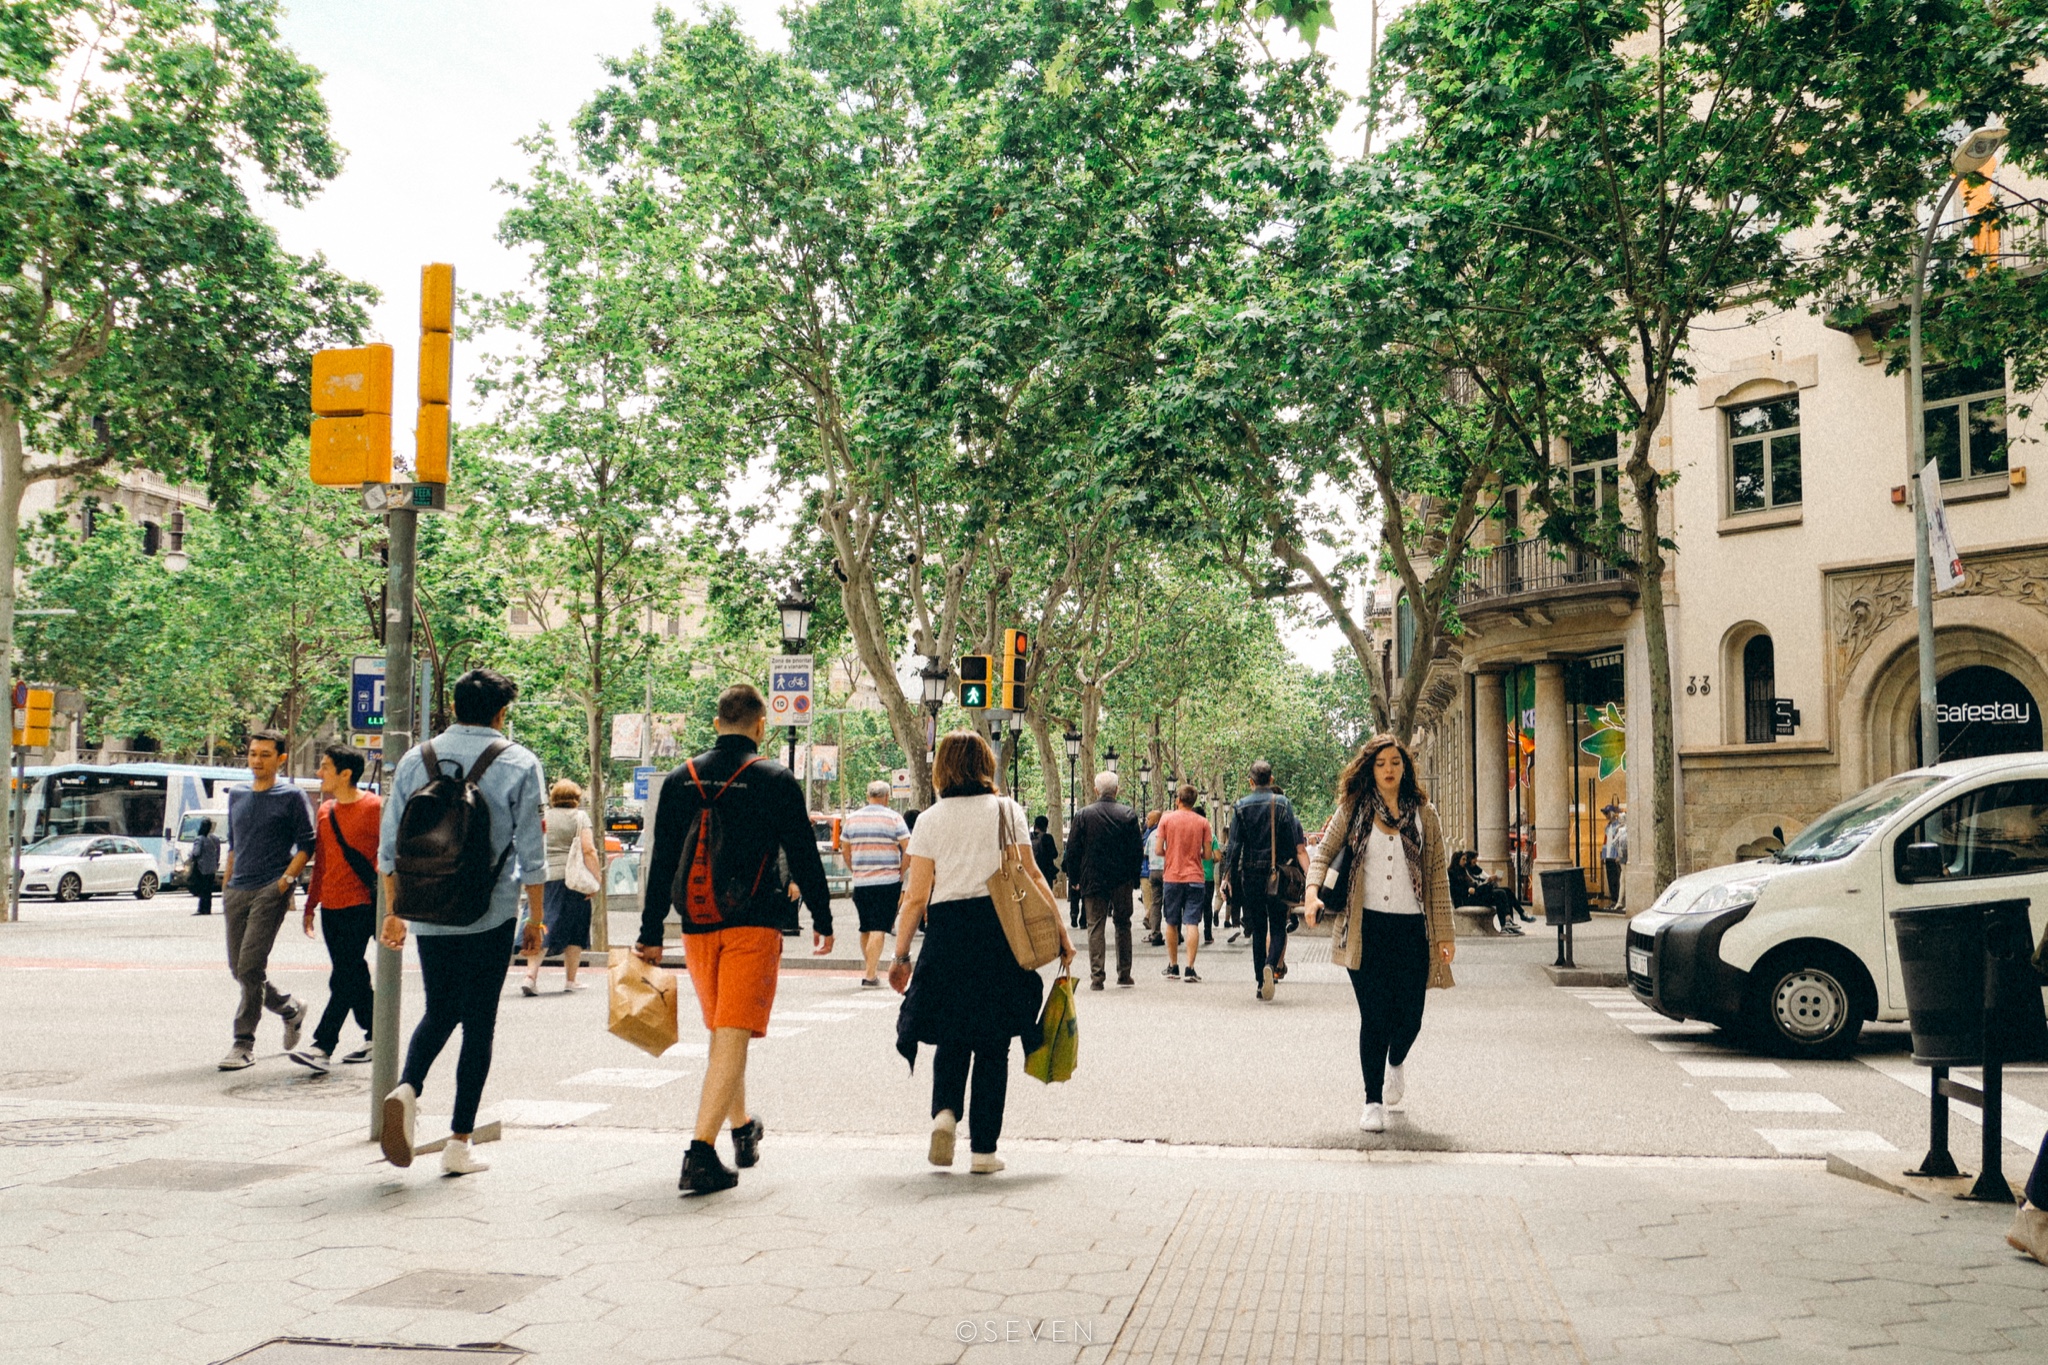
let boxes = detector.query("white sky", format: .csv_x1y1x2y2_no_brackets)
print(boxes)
264,1,1384,668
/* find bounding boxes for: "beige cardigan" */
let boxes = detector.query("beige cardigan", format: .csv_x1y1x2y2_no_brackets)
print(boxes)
1306,798,1456,981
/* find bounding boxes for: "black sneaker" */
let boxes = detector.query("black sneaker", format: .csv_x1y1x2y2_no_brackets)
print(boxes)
1182,967,1201,984
1089,979,1105,991
1162,964,1180,979
731,1117,763,1169
341,1045,373,1064
680,1139,738,1195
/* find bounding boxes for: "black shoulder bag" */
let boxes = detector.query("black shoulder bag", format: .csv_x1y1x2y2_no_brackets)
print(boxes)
326,807,380,902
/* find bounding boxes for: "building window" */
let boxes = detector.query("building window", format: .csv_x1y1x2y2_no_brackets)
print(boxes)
140,521,161,556
1743,634,1776,744
1727,396,1801,513
1923,360,2006,482
666,614,682,638
1569,432,1622,516
509,606,530,627
167,509,186,554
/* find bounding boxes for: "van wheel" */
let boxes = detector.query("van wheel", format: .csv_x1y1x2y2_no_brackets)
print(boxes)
136,872,158,900
1744,949,1866,1060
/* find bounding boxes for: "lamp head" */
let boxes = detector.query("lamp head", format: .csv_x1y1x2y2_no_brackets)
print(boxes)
1063,729,1081,759
776,588,815,653
1952,125,2009,175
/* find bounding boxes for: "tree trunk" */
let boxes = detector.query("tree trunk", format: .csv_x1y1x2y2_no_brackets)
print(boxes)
0,411,24,920
1629,429,1678,895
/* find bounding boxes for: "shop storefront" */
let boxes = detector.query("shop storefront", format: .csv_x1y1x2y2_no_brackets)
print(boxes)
1492,653,1628,907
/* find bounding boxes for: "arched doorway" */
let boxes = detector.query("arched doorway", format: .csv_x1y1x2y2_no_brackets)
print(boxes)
1921,664,2042,764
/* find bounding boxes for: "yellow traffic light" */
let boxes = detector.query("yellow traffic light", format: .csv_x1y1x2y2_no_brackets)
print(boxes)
311,344,394,417
997,681,1028,711
13,687,54,749
311,414,393,487
417,263,455,486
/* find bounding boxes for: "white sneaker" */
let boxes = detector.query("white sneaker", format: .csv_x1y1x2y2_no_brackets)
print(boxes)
217,1047,253,1071
1259,965,1276,1001
970,1152,1005,1175
280,998,307,1052
380,1083,417,1168
341,1044,372,1064
1359,1102,1387,1133
1384,1063,1406,1109
287,1047,331,1075
2008,1202,2048,1267
929,1110,957,1167
441,1137,490,1176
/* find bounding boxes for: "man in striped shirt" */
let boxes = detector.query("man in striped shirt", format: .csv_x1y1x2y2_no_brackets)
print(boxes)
836,781,911,988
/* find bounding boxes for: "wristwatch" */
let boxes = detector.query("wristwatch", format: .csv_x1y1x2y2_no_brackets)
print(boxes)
893,955,911,966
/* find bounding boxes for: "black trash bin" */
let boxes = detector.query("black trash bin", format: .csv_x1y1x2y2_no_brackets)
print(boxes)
1540,868,1590,926
1890,898,2048,1066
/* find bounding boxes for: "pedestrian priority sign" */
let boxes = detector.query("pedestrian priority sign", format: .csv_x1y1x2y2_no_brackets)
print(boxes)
769,654,813,727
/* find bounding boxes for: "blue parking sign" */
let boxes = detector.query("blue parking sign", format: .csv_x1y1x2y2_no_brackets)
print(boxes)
350,656,386,730
632,765,656,801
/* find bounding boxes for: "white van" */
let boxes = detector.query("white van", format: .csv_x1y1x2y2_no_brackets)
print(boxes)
1628,753,2048,1058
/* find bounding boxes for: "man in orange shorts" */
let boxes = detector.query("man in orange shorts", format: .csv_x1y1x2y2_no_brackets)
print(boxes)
638,683,833,1194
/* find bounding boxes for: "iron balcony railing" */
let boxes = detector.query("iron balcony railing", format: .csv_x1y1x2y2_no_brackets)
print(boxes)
1455,530,1639,608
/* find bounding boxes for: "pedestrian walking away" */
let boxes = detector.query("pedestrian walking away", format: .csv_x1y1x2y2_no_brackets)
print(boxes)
522,780,602,995
839,780,912,987
1306,734,1456,1134
1141,810,1164,946
638,682,835,1196
216,730,314,1071
1222,760,1307,1002
188,819,222,917
288,746,381,1073
1029,815,1059,890
890,730,1075,1175
1062,770,1143,990
376,668,549,1177
1156,786,1216,983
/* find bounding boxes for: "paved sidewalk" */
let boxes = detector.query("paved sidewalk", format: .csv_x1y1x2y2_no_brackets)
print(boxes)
3,1095,2045,1365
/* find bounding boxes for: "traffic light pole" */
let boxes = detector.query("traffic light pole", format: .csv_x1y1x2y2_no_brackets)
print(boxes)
369,503,416,1142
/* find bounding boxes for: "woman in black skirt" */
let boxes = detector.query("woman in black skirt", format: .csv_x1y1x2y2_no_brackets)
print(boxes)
889,731,1073,1174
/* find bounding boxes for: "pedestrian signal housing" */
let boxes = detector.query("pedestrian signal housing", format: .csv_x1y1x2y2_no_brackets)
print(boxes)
958,654,992,709
12,687,54,749
997,682,1028,711
309,345,395,487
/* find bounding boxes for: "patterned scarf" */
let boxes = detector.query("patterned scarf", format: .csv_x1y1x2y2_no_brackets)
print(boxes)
1349,784,1425,907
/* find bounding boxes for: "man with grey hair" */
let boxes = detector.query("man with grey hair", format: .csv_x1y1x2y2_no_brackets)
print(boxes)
837,779,911,988
1062,771,1143,991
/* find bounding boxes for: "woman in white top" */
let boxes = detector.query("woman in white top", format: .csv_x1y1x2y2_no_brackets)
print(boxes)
1305,734,1455,1133
889,731,1074,1175
522,780,603,995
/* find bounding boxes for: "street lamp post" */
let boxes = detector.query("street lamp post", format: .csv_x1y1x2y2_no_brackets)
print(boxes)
776,587,814,770
1007,710,1024,797
919,658,948,775
1063,729,1082,825
1138,759,1154,819
1907,125,2008,766
1104,747,1119,778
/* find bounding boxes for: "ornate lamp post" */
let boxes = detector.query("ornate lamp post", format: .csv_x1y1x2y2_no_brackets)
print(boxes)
1063,729,1082,825
919,658,948,769
775,587,814,769
1138,758,1153,818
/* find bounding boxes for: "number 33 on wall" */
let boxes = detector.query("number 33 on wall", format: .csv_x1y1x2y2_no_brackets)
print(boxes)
1686,676,1712,696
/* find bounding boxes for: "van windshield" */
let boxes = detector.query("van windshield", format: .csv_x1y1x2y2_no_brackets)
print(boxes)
1775,775,1945,864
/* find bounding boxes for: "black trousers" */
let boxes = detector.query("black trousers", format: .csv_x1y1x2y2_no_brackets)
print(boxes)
1242,893,1290,981
1346,910,1431,1104
190,873,217,915
401,920,514,1134
932,1038,1011,1154
313,904,375,1053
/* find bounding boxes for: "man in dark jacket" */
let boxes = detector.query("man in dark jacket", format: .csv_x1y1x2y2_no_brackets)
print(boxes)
638,683,833,1195
1223,760,1308,1002
1062,771,1143,991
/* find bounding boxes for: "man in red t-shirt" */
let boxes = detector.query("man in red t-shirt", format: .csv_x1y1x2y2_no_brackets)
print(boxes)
289,745,383,1074
1156,785,1217,983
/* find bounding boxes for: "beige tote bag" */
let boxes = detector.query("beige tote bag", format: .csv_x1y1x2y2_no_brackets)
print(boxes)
987,800,1062,971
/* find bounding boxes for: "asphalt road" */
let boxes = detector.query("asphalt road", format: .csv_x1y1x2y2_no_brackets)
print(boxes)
5,896,2046,1170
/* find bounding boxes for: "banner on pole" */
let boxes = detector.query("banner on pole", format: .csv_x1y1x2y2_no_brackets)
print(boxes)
810,744,839,782
1921,459,1966,593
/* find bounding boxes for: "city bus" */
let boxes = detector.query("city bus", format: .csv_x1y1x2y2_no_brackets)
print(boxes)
15,763,263,881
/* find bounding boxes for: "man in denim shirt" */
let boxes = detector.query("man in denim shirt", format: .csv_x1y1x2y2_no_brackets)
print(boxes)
374,668,547,1175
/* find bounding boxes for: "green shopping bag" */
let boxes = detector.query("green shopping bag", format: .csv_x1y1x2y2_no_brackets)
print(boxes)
1025,974,1078,1084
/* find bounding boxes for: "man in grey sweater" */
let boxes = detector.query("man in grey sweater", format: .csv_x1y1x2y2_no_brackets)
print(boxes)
218,729,315,1070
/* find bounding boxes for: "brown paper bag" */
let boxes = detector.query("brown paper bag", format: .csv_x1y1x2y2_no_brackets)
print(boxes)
607,947,680,1057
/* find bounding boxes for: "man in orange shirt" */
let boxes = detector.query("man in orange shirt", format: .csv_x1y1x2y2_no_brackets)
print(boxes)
1156,784,1217,983
289,746,382,1074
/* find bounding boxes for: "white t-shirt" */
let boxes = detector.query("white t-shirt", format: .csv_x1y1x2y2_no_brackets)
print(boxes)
907,793,1031,903
1362,824,1422,915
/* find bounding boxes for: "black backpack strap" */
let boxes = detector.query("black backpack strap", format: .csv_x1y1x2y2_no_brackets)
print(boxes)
463,738,511,787
418,741,441,780
326,806,379,893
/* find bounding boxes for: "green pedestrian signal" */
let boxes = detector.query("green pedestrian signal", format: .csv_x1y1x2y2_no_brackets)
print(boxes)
959,654,993,709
